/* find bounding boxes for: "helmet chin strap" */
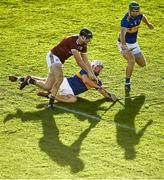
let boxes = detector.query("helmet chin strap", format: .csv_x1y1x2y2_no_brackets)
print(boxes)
95,73,99,76
92,67,99,76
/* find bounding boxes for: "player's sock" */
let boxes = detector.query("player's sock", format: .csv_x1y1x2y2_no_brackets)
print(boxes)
27,77,36,84
17,77,25,82
19,76,31,90
48,95,55,104
48,95,55,109
125,78,131,92
125,77,130,85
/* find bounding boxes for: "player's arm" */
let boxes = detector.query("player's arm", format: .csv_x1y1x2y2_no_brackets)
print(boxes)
142,15,154,29
98,87,111,98
98,88,117,102
81,74,100,89
72,49,89,72
80,52,92,72
81,74,117,101
120,27,128,49
81,52,98,82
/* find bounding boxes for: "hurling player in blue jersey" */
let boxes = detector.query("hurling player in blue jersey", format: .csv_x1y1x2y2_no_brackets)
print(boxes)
117,1,154,92
9,60,117,103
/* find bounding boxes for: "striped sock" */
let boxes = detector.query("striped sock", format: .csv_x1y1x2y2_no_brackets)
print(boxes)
17,77,25,82
125,78,131,85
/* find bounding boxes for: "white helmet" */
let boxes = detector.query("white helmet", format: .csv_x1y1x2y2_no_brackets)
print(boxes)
91,60,104,68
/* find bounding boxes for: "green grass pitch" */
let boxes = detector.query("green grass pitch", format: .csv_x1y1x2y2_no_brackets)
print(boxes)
0,0,163,178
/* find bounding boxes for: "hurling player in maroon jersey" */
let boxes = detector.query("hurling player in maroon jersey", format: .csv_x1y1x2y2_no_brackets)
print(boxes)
19,28,97,109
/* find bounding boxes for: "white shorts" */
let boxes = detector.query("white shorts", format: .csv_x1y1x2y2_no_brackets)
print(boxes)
46,51,62,68
117,41,141,55
59,77,75,96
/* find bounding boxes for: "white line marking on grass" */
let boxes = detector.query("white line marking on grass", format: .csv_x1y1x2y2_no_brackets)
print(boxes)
54,104,164,139
54,104,100,121
1,88,164,139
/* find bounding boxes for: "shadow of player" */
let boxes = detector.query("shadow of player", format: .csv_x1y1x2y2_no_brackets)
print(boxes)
4,97,108,173
114,93,153,160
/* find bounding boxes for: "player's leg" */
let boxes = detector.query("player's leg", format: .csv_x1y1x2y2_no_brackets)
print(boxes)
123,52,136,92
9,75,46,83
37,76,77,103
33,72,55,91
37,91,77,103
135,52,147,67
117,41,136,92
48,63,64,106
55,77,76,103
55,95,77,103
31,76,47,81
19,74,54,91
19,52,62,95
9,74,50,92
9,75,25,82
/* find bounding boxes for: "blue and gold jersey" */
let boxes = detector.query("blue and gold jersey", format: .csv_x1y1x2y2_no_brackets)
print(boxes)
67,69,102,95
119,12,143,44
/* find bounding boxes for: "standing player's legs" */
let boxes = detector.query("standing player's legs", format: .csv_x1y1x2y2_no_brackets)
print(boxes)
117,41,145,92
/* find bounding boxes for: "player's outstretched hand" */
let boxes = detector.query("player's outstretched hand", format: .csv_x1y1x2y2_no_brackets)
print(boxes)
107,92,118,102
148,23,154,29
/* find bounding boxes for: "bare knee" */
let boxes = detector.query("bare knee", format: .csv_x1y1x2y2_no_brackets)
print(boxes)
135,53,147,67
139,62,146,67
55,95,77,103
64,95,77,103
69,96,77,103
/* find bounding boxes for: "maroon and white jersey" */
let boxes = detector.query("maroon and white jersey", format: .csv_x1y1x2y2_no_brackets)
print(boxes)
51,35,87,64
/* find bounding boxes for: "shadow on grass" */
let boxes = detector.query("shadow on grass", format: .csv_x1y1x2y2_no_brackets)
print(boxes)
114,93,153,160
4,97,107,173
